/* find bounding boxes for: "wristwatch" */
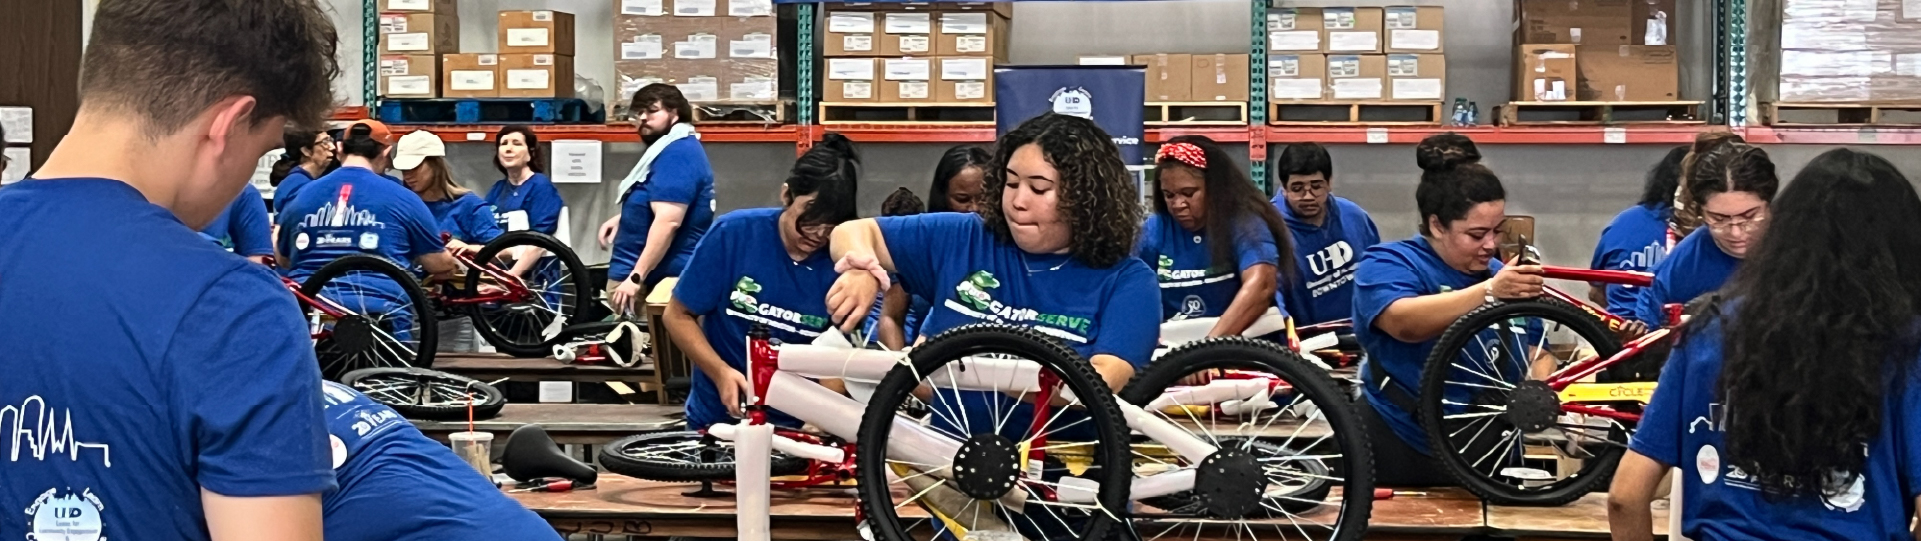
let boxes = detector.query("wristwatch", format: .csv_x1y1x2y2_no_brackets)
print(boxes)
627,273,645,285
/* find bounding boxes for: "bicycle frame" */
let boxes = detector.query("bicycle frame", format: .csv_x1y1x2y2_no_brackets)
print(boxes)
283,276,352,339
1522,266,1678,423
434,250,538,306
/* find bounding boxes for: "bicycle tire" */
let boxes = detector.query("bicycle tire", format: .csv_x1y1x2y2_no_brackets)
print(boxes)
598,431,810,482
303,254,439,380
1416,299,1628,506
1119,337,1372,541
466,231,593,358
340,367,503,421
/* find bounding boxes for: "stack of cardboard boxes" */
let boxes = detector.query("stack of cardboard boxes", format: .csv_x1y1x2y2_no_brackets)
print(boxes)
375,0,460,99
1097,54,1251,104
612,0,780,116
375,3,582,100
1267,6,1446,103
1513,0,1677,102
822,2,1009,105
1778,0,1921,102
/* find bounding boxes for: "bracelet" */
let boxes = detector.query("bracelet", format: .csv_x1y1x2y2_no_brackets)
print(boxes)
1484,282,1497,304
834,253,892,291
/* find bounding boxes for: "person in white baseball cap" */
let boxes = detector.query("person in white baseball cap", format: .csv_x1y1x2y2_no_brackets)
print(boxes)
395,130,502,257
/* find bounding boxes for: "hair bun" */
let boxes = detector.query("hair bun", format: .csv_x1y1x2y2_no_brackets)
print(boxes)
1415,133,1482,173
817,132,860,163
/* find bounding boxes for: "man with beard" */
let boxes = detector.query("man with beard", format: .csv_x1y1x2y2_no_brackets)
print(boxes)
602,84,716,315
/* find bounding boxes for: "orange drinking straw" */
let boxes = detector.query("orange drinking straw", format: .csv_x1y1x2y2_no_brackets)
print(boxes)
467,392,476,434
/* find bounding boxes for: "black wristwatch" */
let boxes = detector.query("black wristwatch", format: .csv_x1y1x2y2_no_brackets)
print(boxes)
627,273,645,285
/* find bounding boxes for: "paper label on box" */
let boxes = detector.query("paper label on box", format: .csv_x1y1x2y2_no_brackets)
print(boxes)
957,81,986,100
0,107,30,144
684,77,720,101
731,38,775,59
1907,0,1921,19
900,81,930,99
940,13,988,34
507,69,551,90
675,0,716,17
1392,78,1441,100
507,28,551,47
479,54,498,66
731,78,777,100
390,0,430,10
1270,56,1302,77
843,81,874,99
1333,78,1383,99
676,35,718,59
451,71,496,91
379,58,410,76
843,34,874,52
1391,29,1440,50
622,0,666,16
1329,32,1378,51
1388,55,1419,76
533,10,553,21
885,13,932,34
829,59,876,80
885,58,931,80
622,35,664,60
388,75,432,95
1324,8,1356,30
1269,31,1319,51
1271,78,1323,99
898,35,930,53
1328,56,1359,78
942,58,989,80
380,15,408,33
1386,7,1417,29
729,0,774,17
829,12,875,33
1898,53,1921,77
387,33,429,51
1268,11,1296,31
534,54,554,66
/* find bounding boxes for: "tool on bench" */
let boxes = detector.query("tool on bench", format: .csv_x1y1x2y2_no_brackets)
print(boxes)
511,477,595,493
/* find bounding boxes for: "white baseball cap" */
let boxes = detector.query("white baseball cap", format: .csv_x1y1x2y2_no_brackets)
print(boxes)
392,130,446,171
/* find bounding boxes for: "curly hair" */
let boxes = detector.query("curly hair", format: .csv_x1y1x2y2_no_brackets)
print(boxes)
1154,135,1295,280
881,187,925,217
1671,131,1747,236
1713,148,1921,499
980,113,1141,269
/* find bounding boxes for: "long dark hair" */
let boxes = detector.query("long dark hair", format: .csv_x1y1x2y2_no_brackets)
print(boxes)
786,132,861,227
1414,133,1502,236
1154,135,1295,279
1714,148,1921,499
1638,145,1689,209
494,125,545,177
982,113,1141,269
269,127,321,186
928,144,993,213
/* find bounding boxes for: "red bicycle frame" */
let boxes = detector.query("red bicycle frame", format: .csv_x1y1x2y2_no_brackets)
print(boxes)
1522,266,1677,423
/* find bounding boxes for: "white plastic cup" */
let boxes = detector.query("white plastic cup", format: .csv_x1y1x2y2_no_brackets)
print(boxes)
449,431,494,476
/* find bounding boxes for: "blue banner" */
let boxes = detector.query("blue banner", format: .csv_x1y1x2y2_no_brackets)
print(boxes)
993,65,1146,165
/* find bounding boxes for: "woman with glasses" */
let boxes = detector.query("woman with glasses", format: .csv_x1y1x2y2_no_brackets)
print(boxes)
1273,142,1380,326
1137,135,1291,336
1625,143,1777,330
268,128,336,212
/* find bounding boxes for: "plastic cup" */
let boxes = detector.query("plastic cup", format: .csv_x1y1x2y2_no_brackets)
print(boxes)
449,431,494,476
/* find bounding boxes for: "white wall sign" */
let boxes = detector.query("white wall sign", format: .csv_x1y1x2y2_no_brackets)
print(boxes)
550,139,604,184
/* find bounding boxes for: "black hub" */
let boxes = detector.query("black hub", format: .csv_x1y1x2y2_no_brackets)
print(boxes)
1503,380,1562,433
333,315,374,355
1192,448,1266,518
950,434,1021,500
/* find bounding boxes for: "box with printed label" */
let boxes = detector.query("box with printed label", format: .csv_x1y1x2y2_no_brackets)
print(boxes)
379,13,460,55
1325,54,1387,100
613,60,728,103
380,0,456,13
1385,54,1445,100
1268,53,1327,101
1516,0,1631,46
1632,0,1676,45
1133,54,1193,102
1383,6,1444,53
724,16,781,62
936,12,1010,62
442,54,501,99
880,57,935,102
1322,7,1383,54
824,11,879,56
378,55,440,98
937,57,994,102
879,12,935,56
1514,44,1577,101
1267,8,1325,52
824,58,879,101
500,11,578,56
499,54,576,99
726,60,780,101
1191,54,1250,102
617,0,671,17
1576,45,1676,101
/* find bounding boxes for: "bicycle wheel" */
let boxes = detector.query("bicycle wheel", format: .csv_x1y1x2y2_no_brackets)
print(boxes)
1416,299,1631,506
465,231,592,358
599,431,810,482
303,254,439,381
340,367,503,421
1118,338,1372,541
856,324,1131,541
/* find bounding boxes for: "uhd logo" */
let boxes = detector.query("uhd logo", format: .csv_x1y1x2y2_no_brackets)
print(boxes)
1307,241,1355,276
1049,87,1093,119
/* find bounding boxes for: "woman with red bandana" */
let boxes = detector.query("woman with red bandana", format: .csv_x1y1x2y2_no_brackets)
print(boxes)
1134,136,1293,337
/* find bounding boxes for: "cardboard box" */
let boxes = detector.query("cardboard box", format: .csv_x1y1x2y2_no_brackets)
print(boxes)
499,54,576,99
442,53,501,99
1326,54,1387,100
1386,53,1445,100
1322,7,1383,54
1267,8,1324,52
1191,54,1250,102
727,59,781,102
380,0,456,12
611,59,728,104
500,11,578,56
879,12,935,56
379,13,460,55
824,11,879,56
1134,53,1192,102
940,1,1013,19
937,12,1010,62
1516,0,1631,45
1632,0,1677,45
831,1,940,12
724,16,779,62
880,57,934,102
1576,45,1677,101
378,54,440,98
1268,53,1327,101
937,57,994,102
1514,44,1578,101
824,58,879,101
1384,6,1444,53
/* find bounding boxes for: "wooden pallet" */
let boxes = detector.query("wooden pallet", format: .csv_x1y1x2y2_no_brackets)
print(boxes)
1268,101,1444,125
691,100,793,124
1145,102,1249,126
1765,102,1921,127
377,98,604,125
818,102,996,125
1499,101,1702,126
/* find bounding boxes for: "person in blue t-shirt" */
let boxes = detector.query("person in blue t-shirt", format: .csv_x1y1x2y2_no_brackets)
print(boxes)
318,382,559,541
1610,149,1921,541
200,183,275,264
1589,145,1686,314
485,125,565,235
1351,134,1548,486
1626,143,1778,330
1272,142,1380,326
926,144,992,214
0,2,339,537
393,130,503,254
863,187,932,350
605,84,717,316
1137,135,1290,336
666,134,862,430
271,127,336,213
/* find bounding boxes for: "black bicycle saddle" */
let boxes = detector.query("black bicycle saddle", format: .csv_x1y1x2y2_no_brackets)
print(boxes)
500,425,598,484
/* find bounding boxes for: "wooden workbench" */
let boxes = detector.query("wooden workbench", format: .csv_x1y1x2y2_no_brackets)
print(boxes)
1486,492,1668,540
434,353,657,383
411,404,681,445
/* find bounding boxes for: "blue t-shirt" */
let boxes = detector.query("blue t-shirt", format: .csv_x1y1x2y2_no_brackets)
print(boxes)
278,166,446,281
1135,214,1282,321
276,166,317,213
1629,228,1738,327
0,178,333,540
424,192,506,245
485,173,565,235
1351,236,1506,454
673,208,839,430
200,183,275,257
319,382,557,541
1630,312,1921,541
610,138,716,286
1278,195,1381,325
1590,204,1672,317
880,213,1160,441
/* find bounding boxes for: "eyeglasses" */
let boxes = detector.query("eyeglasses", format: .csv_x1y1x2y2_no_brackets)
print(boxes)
1284,180,1329,195
1703,207,1768,233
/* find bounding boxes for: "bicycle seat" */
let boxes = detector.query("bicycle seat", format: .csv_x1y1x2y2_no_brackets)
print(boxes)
500,425,598,484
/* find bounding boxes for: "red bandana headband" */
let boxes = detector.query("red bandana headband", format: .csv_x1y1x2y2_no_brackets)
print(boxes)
1156,142,1207,170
